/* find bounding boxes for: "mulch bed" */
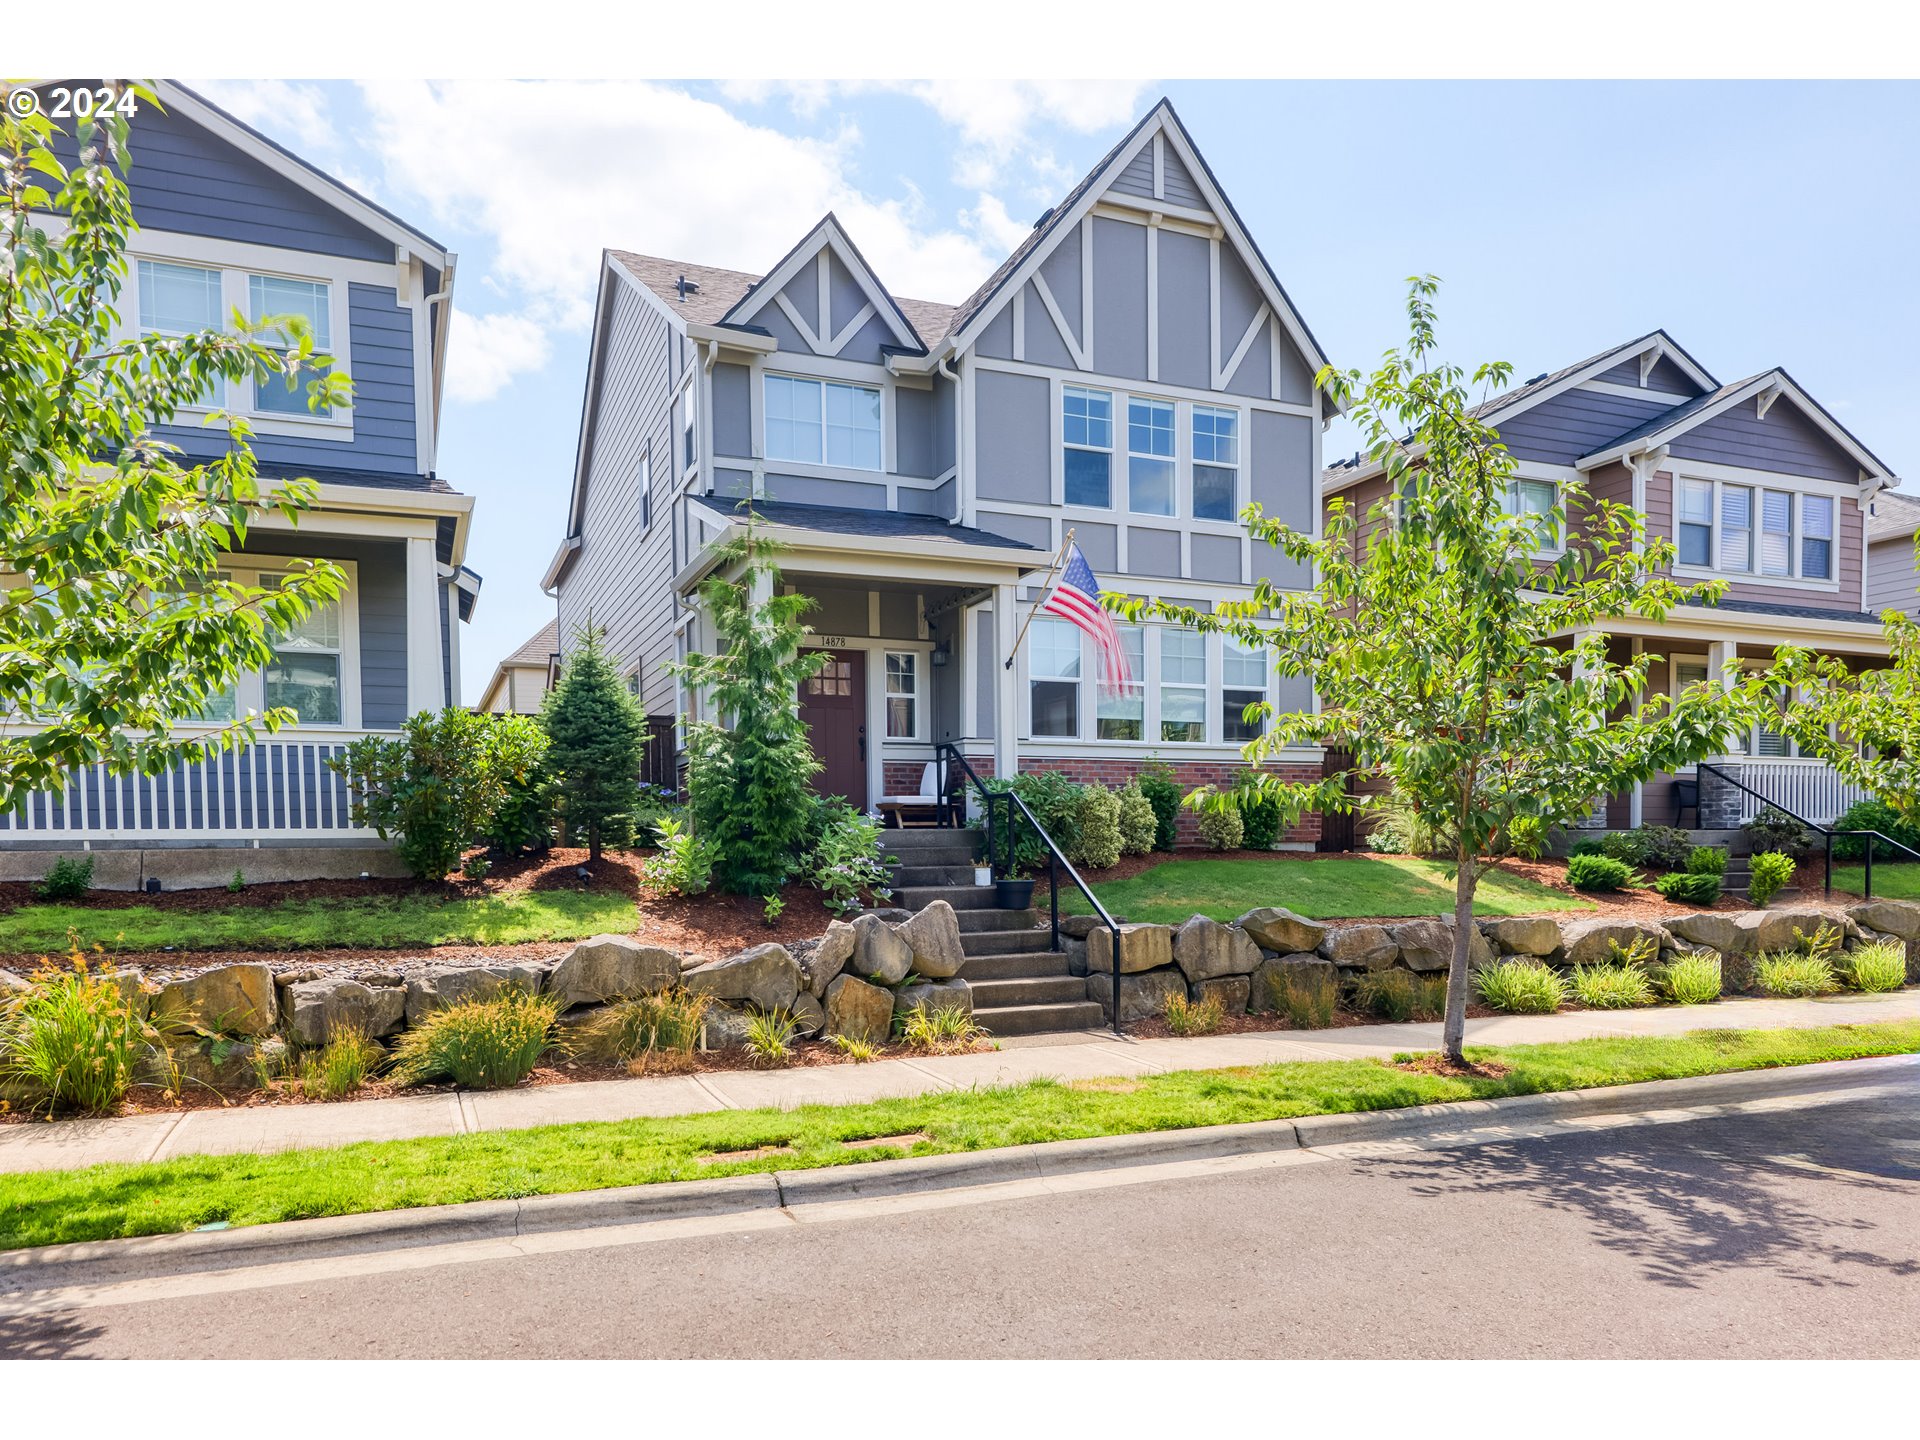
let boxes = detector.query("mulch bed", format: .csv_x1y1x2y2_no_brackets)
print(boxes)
1393,1054,1514,1079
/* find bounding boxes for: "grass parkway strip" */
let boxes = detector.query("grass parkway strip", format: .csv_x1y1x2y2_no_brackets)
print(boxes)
2,1019,1914,1251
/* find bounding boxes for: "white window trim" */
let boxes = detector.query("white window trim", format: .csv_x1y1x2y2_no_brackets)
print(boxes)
1502,475,1567,559
762,371,884,474
1671,471,1842,592
1061,383,1116,511
168,558,362,732
1126,396,1177,518
882,648,926,742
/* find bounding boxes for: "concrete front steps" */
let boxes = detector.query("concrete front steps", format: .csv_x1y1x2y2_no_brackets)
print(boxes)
877,828,1104,1037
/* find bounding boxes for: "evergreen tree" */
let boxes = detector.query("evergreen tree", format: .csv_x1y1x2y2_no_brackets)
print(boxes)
542,626,648,860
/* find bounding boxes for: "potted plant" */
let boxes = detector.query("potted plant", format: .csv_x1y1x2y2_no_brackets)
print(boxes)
974,863,992,887
994,874,1036,909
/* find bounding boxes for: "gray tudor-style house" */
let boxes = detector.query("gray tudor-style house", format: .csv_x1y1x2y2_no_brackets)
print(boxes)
1324,331,1905,833
548,100,1329,842
2,81,478,885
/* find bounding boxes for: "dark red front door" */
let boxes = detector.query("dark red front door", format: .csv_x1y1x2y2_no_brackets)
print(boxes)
800,649,867,809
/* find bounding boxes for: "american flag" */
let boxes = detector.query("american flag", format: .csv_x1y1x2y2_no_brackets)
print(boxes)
1040,541,1134,695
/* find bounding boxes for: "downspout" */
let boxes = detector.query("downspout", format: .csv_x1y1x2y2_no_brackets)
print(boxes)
938,349,963,527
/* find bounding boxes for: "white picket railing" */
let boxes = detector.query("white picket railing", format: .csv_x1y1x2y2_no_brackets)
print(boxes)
0,732,380,843
1727,758,1871,827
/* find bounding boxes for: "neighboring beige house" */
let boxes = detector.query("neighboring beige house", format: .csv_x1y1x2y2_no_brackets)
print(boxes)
478,619,559,715
1865,489,1920,619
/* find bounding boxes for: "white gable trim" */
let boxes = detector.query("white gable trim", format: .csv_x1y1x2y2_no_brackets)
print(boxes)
721,217,920,354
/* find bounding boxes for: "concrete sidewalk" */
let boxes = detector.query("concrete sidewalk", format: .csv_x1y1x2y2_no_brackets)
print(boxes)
2,989,1914,1176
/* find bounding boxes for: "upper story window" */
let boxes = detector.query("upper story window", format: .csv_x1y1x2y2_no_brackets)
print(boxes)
137,260,222,407
1192,406,1240,521
683,379,698,470
1676,476,1837,584
764,374,881,470
638,454,652,532
1801,495,1835,580
1501,477,1559,548
249,274,332,417
1127,398,1176,516
1062,386,1113,507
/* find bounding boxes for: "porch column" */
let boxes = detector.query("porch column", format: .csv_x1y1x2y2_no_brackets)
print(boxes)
993,582,1018,780
405,535,444,718
1628,638,1644,827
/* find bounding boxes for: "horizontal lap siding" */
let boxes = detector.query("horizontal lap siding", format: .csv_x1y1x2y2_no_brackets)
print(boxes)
1866,537,1920,616
1491,391,1673,465
1670,402,1859,485
242,535,409,728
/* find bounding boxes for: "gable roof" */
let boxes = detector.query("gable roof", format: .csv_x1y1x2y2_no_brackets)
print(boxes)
502,618,560,668
1867,488,1920,543
720,213,929,353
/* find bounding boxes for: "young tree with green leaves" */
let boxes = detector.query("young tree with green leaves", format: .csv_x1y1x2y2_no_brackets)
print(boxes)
1116,277,1757,1064
0,87,351,811
672,515,824,895
542,626,648,861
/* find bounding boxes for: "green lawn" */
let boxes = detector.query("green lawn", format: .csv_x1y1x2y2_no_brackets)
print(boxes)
3,1019,1912,1250
0,891,639,957
1830,864,1920,902
1058,855,1594,924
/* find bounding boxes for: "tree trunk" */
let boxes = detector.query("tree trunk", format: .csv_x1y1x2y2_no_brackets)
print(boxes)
1443,856,1479,1065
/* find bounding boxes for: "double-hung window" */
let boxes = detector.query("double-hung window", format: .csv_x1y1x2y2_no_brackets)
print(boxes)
137,260,223,408
1159,630,1207,742
1719,484,1754,572
1192,406,1240,521
1127,398,1176,516
1502,477,1559,548
260,573,344,725
1801,495,1835,580
1678,480,1714,567
1029,618,1082,738
1760,490,1794,577
1095,624,1146,740
1678,477,1837,584
1062,386,1113,507
764,375,881,469
1222,638,1267,743
249,274,332,417
884,651,919,739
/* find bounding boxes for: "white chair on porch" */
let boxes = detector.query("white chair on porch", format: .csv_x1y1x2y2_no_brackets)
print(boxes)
876,761,948,829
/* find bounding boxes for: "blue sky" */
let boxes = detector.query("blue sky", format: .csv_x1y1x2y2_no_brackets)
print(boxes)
189,79,1920,701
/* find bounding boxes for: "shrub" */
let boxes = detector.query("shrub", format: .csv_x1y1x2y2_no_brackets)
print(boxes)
1655,871,1721,905
895,1002,985,1052
1568,837,1606,857
1196,801,1245,852
297,1028,382,1100
228,868,246,894
1753,952,1838,998
1838,941,1908,993
1830,799,1920,862
0,957,147,1113
1600,825,1693,870
1267,965,1337,1030
570,989,710,1067
1566,853,1635,892
742,1008,803,1068
1349,969,1445,1023
1164,990,1225,1036
1655,951,1723,1005
480,713,558,856
1071,784,1124,870
827,1033,879,1063
544,627,650,862
1747,850,1797,906
1239,791,1283,851
1136,762,1181,852
1570,962,1655,1009
333,708,513,881
1116,782,1158,856
985,771,1087,874
1473,957,1568,1014
807,800,893,916
1744,807,1814,861
34,855,94,901
642,815,718,897
1499,814,1548,861
1368,787,1452,857
462,852,492,882
1686,845,1728,876
389,991,560,1089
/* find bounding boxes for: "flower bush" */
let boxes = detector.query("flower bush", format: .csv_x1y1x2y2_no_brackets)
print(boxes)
1116,782,1158,856
808,800,894,916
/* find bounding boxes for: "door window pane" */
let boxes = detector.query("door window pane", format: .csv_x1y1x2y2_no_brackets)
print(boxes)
249,274,332,416
1128,398,1175,516
1802,495,1834,580
1095,625,1145,739
1720,485,1753,572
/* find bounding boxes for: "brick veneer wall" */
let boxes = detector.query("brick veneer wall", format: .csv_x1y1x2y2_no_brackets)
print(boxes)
960,755,1323,847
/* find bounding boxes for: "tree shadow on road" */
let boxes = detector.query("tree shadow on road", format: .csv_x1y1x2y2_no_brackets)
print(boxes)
1361,1103,1920,1291
0,1308,107,1359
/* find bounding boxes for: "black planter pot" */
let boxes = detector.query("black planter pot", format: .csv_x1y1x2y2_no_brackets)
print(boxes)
994,877,1037,910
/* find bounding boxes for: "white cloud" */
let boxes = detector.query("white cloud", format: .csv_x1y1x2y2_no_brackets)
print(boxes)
188,79,341,160
962,191,1035,258
446,309,551,405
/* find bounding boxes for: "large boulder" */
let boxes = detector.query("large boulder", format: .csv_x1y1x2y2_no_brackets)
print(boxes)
140,1034,289,1090
1235,906,1327,954
1087,923,1174,976
1848,899,1920,942
1664,911,1753,956
824,974,894,1045
1318,924,1397,971
847,913,913,986
1389,920,1492,974
1248,954,1339,1014
404,963,546,1026
893,978,973,1020
1749,907,1849,955
0,969,29,998
1558,917,1673,968
684,943,801,1012
1171,915,1261,983
800,920,857,998
152,963,276,1036
281,977,407,1047
548,935,679,1008
1191,974,1251,1014
1060,914,1111,939
701,1003,753,1051
896,901,966,979
791,991,826,1038
1085,967,1186,1024
1480,916,1562,958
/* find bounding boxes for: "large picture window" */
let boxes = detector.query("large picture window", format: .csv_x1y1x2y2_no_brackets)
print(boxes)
249,274,332,417
1062,386,1113,508
764,374,881,470
1127,398,1176,516
1029,618,1082,738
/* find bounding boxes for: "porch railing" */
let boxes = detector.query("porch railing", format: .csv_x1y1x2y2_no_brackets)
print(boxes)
1718,758,1870,827
1698,761,1920,899
0,732,378,844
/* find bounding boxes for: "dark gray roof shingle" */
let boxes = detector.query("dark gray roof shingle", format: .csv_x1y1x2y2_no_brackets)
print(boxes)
610,250,956,348
502,619,560,668
1868,489,1920,541
709,498,1043,551
1678,597,1883,626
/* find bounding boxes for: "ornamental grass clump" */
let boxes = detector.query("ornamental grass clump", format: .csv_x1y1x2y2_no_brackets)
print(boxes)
572,989,711,1069
1163,990,1225,1036
389,991,560,1089
896,1002,986,1053
1349,968,1448,1023
296,1028,382,1100
1269,965,1338,1030
1837,941,1907,994
1472,957,1568,1014
1753,952,1838,998
1570,962,1655,1009
1655,951,1723,1005
741,1008,803,1068
0,955,148,1115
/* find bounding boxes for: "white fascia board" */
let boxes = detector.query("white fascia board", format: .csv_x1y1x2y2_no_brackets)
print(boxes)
688,321,776,353
277,480,474,565
1547,606,1889,653
671,517,1044,594
720,217,920,353
542,534,582,593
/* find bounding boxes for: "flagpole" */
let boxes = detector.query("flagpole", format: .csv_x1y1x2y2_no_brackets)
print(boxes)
1004,527,1074,670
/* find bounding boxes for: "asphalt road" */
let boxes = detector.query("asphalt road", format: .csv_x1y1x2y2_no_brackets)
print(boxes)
6,1090,1919,1359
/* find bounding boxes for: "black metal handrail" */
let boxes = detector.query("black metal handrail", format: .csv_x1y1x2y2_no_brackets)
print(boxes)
935,743,1128,1035
1697,761,1920,899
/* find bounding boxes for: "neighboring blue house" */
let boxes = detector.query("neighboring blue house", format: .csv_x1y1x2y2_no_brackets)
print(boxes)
2,80,479,885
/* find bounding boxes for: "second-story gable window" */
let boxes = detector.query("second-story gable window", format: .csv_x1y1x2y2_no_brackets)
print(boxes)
764,374,881,470
1062,385,1113,507
1676,476,1837,585
1191,406,1240,522
249,274,332,417
1127,398,1176,516
1802,495,1835,580
1500,477,1559,548
137,260,222,408
1678,479,1714,566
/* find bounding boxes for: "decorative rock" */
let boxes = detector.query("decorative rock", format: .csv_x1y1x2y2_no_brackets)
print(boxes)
152,963,276,1036
824,973,894,1045
1664,911,1754,956
684,943,801,1012
1171,915,1261,983
847,913,913,986
274,968,323,987
1558,917,1673,968
1847,899,1920,941
896,901,966,979
281,977,408,1046
701,1003,753,1051
548,935,679,1008
1235,906,1328,954
1059,914,1108,939
1389,919,1490,974
865,908,914,925
1085,966,1186,1024
802,920,857,998
1087,923,1174,976
1479,916,1562,957
99,967,149,1019
791,991,826,1038
1750,907,1848,955
404,964,546,1026
1191,975,1251,1014
0,969,28,996
1317,924,1398,971
892,977,973,1020
140,1034,289,1090
1064,936,1089,976
1248,954,1339,1013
